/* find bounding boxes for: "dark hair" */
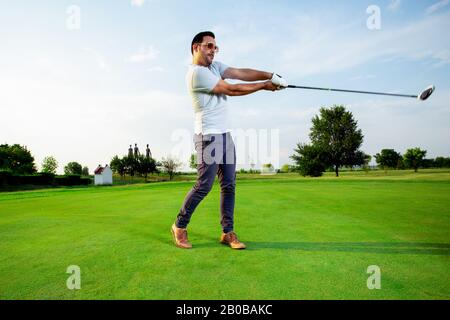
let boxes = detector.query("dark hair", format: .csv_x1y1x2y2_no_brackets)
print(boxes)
191,31,215,55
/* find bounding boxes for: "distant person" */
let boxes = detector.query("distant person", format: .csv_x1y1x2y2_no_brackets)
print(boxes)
134,143,139,157
128,144,133,158
146,144,152,158
171,31,287,249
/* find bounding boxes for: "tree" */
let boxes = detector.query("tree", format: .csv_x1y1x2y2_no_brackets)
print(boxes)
374,149,402,170
361,153,372,172
189,153,197,170
435,157,450,168
280,164,291,173
0,144,36,174
403,148,427,172
291,143,327,177
124,155,139,178
136,155,157,181
396,158,405,170
64,162,82,175
362,153,372,168
110,155,126,178
346,150,371,170
41,156,58,174
82,166,89,176
160,156,182,180
309,105,364,177
421,158,436,168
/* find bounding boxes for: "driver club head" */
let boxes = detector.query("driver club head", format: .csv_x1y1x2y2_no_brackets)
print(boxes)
418,85,435,101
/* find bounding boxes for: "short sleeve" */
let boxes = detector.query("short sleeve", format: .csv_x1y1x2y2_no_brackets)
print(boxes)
216,61,229,78
191,67,220,93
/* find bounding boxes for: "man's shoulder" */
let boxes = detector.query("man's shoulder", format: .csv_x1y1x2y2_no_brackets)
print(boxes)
211,60,227,69
187,63,208,74
187,61,226,70
187,63,223,78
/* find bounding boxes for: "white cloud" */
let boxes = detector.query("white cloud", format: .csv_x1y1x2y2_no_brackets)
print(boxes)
426,0,450,14
128,46,159,63
388,0,401,11
131,0,145,7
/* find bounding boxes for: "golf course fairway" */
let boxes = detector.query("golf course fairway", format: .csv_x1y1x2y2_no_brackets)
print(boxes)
1,172,449,299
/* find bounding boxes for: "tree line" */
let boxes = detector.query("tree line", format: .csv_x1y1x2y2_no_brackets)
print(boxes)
110,154,182,181
0,144,89,176
0,143,184,186
290,105,450,177
0,144,90,187
373,148,439,172
2,105,449,184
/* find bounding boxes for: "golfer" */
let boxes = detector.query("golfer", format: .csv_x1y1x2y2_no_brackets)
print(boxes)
171,31,287,249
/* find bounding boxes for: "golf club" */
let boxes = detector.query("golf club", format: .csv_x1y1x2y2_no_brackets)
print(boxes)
286,84,435,101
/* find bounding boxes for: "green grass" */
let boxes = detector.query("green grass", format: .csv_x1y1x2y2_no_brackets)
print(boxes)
0,170,449,299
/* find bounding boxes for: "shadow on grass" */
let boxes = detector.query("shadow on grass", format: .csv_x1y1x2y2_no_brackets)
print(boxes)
245,241,450,255
143,226,450,255
181,232,450,254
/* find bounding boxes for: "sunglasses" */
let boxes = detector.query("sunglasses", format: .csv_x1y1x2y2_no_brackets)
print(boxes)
199,42,219,53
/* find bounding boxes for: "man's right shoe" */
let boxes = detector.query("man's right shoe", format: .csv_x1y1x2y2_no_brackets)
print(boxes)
220,231,246,249
171,223,192,249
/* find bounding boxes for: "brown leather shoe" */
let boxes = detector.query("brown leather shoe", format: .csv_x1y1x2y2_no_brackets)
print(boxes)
171,223,192,249
220,231,246,249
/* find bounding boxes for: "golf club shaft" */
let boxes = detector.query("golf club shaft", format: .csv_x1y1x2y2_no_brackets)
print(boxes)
287,85,418,99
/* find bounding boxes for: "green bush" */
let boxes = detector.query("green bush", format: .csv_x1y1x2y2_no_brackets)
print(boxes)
0,172,56,186
18,174,53,185
291,143,326,177
54,175,90,186
0,171,12,186
0,172,90,187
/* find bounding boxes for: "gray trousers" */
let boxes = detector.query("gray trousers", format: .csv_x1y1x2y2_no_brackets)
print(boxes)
175,132,236,233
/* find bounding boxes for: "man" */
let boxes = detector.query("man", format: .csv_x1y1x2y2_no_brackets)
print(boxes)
171,31,287,249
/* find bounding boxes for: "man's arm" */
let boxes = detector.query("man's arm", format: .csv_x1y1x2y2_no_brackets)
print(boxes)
222,67,272,82
212,79,278,96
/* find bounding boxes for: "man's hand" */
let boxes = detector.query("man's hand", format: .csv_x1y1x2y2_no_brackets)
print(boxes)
271,73,288,89
264,81,279,91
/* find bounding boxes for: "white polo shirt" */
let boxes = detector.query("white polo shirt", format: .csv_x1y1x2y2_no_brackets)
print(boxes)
186,61,230,134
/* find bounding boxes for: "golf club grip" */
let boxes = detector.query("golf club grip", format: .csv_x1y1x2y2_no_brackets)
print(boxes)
287,85,418,99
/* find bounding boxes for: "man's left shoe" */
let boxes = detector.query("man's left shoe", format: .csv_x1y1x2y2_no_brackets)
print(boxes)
220,231,246,250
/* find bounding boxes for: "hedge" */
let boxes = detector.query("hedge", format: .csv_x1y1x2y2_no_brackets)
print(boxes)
54,175,90,186
0,172,91,187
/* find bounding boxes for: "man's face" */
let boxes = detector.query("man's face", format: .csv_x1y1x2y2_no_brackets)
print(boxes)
194,36,217,66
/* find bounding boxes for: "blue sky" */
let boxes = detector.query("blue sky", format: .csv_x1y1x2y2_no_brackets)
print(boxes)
1,0,449,173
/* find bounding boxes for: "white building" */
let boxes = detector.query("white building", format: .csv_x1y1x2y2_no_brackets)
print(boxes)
94,164,113,185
